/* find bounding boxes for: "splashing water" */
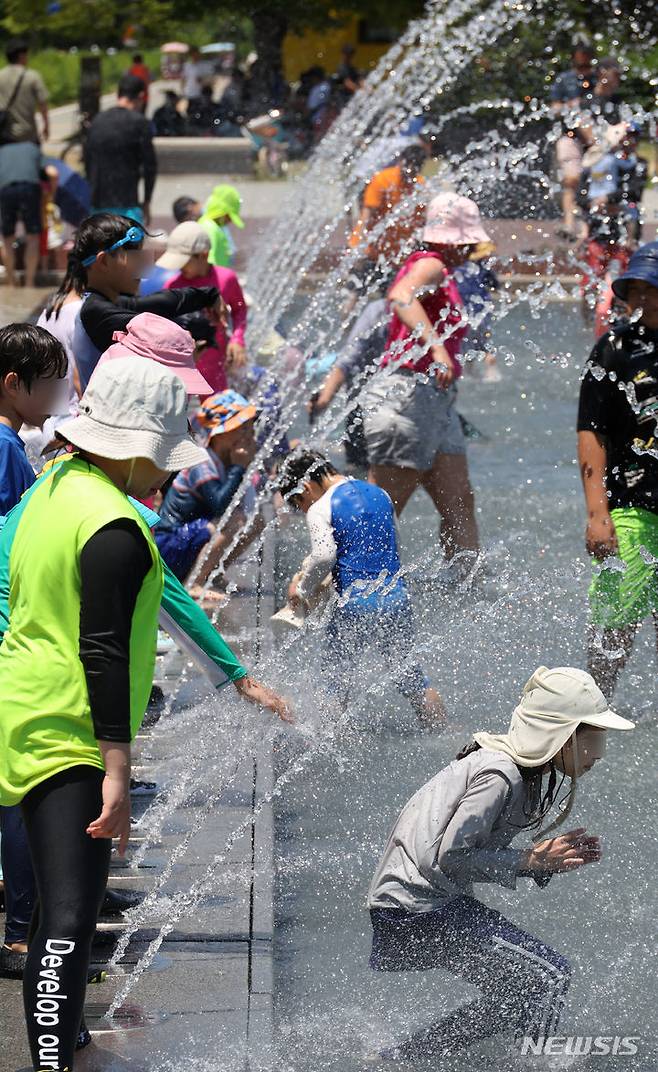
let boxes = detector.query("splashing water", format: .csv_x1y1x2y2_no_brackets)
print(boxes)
101,1,657,1067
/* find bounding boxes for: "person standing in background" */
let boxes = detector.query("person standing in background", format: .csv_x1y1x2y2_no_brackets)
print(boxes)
128,54,151,111
0,39,49,145
550,41,597,239
335,44,362,107
0,140,44,287
181,46,204,103
84,75,156,227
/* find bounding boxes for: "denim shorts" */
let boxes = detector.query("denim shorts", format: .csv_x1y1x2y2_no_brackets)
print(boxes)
0,181,42,236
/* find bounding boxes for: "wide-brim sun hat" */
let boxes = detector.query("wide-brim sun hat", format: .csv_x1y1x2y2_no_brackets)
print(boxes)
156,220,212,270
192,389,258,445
612,241,658,301
473,665,634,768
204,184,244,229
423,192,491,245
56,357,208,471
97,312,212,397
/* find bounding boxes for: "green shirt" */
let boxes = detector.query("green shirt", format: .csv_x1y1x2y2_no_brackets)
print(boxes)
0,458,163,806
200,216,232,267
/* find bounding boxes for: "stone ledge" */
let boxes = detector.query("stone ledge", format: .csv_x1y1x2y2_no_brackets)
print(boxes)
154,136,256,175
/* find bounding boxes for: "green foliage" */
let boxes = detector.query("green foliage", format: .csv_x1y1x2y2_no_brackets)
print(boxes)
0,49,162,106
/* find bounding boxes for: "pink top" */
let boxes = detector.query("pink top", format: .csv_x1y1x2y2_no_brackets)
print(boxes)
381,251,467,376
165,265,248,393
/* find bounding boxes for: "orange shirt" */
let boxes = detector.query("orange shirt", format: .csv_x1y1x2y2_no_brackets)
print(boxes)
349,164,426,262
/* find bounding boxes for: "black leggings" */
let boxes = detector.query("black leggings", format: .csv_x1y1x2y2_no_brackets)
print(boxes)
21,765,110,1072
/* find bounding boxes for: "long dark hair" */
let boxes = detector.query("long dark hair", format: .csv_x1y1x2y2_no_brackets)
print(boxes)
44,213,143,320
456,728,588,834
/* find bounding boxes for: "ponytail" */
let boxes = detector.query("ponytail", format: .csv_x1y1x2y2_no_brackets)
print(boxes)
43,212,146,322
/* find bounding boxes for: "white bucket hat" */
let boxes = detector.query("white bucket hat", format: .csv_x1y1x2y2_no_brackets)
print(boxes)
56,357,208,471
474,665,634,769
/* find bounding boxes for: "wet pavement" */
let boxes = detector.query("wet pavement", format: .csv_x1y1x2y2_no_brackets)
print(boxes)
270,302,658,1072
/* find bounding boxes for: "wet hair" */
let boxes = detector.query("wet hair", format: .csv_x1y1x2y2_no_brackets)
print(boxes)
118,73,146,101
0,323,67,390
173,196,200,223
455,724,590,834
276,448,338,502
6,39,28,64
399,144,427,172
46,213,145,319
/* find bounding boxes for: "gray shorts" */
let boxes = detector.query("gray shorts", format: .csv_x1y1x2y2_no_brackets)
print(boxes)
361,371,465,471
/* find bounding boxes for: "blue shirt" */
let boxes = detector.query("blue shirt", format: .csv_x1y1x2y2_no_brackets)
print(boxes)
158,451,245,531
299,478,408,612
139,265,176,297
0,424,35,515
331,480,406,608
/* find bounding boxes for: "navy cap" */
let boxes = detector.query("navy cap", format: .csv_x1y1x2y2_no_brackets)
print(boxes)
612,241,658,300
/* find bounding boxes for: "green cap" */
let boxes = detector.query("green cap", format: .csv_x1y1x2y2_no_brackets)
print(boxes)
204,184,244,228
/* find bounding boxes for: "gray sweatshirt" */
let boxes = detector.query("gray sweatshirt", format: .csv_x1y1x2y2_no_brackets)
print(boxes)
368,748,549,913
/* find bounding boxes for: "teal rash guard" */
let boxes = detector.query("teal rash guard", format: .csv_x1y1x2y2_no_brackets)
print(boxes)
0,462,247,688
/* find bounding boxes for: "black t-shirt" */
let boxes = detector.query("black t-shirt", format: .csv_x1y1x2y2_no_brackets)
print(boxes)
577,320,658,513
81,286,219,353
85,106,157,209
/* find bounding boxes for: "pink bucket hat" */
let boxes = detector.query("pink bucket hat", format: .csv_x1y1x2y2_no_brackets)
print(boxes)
423,192,491,245
97,312,212,397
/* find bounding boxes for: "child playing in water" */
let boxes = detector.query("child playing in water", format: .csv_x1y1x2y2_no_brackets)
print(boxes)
50,213,224,388
277,448,446,724
164,220,248,390
0,323,67,514
577,241,658,697
156,390,260,600
367,665,633,1062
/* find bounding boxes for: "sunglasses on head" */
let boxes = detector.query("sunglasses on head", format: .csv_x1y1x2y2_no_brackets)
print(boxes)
81,226,145,267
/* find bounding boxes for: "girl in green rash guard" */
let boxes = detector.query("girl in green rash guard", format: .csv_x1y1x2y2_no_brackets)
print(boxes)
0,358,209,1072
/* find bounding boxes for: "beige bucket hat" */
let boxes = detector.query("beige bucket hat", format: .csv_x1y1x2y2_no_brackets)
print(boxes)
56,357,208,471
474,665,634,768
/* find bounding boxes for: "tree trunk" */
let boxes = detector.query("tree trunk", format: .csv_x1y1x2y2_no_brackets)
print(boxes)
248,9,289,114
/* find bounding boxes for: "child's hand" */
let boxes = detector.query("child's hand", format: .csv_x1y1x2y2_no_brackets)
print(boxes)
230,442,256,468
287,577,306,609
523,829,602,873
233,676,294,723
227,341,247,367
586,512,618,559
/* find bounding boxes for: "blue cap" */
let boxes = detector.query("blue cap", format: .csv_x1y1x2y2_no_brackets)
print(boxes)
612,242,658,300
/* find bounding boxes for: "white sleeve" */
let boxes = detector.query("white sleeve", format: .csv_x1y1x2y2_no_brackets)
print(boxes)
296,493,337,601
